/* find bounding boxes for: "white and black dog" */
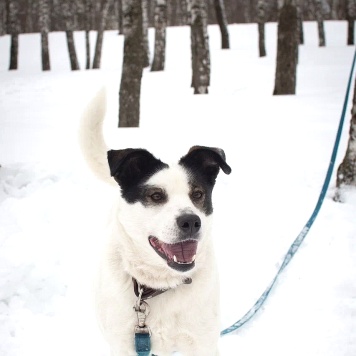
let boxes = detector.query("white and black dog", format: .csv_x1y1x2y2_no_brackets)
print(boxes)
79,89,231,356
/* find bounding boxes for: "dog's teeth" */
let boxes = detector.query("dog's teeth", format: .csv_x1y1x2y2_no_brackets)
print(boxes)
173,255,196,264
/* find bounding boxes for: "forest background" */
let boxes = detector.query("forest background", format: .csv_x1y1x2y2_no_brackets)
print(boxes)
0,0,352,35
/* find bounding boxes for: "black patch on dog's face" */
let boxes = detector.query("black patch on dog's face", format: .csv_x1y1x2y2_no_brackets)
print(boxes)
179,146,232,215
107,149,168,203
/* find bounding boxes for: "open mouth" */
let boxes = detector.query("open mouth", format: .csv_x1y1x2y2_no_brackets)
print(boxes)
149,236,198,272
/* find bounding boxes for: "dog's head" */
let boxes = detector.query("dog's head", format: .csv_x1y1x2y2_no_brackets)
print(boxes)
107,146,231,274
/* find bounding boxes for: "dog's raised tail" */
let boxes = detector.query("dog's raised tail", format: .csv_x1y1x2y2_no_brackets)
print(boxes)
79,87,113,185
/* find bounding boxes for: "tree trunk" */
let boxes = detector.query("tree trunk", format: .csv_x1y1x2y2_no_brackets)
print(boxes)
118,0,124,34
214,0,230,49
142,0,150,67
258,23,266,57
273,0,298,95
151,0,167,72
346,0,356,45
85,31,91,69
347,18,355,45
92,0,112,69
9,34,19,70
257,0,266,57
119,0,144,127
85,0,92,69
8,0,20,70
334,76,356,201
66,31,80,70
314,0,326,46
189,0,210,94
92,31,105,69
297,0,304,44
41,32,51,71
62,1,80,70
39,0,51,71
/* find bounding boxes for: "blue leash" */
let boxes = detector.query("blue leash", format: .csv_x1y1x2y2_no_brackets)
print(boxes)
221,47,356,336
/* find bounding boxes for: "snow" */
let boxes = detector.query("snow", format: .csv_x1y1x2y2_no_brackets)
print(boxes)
1,20,356,356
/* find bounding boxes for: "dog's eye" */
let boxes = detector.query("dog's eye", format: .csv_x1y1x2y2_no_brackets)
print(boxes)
144,187,167,205
151,192,164,201
192,190,203,200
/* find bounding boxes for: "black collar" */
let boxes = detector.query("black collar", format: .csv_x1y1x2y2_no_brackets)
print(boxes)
132,277,192,300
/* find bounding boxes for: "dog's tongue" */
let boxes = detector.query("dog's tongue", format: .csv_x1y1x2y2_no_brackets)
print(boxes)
154,239,197,263
150,237,198,263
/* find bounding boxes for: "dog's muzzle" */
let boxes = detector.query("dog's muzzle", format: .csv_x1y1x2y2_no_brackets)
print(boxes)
149,214,200,272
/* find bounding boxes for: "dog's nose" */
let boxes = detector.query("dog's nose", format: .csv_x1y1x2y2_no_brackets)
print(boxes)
176,214,201,237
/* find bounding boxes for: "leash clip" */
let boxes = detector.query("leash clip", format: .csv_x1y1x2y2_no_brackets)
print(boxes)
134,300,150,328
134,284,151,326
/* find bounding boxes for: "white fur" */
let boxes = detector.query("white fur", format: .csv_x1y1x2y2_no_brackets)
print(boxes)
80,89,221,355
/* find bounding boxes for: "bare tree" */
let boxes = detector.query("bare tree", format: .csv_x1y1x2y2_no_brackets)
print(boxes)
189,0,211,94
142,0,150,67
273,0,298,95
314,0,326,46
118,0,124,34
297,0,304,44
92,0,113,69
85,0,93,69
119,0,145,127
334,76,356,201
346,0,356,45
61,1,80,70
214,0,230,49
39,0,51,71
151,0,167,71
257,0,266,57
7,0,20,70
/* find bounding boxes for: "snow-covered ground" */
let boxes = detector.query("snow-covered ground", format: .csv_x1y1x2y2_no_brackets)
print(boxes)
0,21,356,355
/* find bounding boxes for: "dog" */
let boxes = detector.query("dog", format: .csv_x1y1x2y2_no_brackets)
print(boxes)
79,89,231,355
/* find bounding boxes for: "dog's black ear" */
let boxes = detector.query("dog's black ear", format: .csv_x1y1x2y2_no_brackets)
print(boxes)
179,146,231,185
107,149,168,189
